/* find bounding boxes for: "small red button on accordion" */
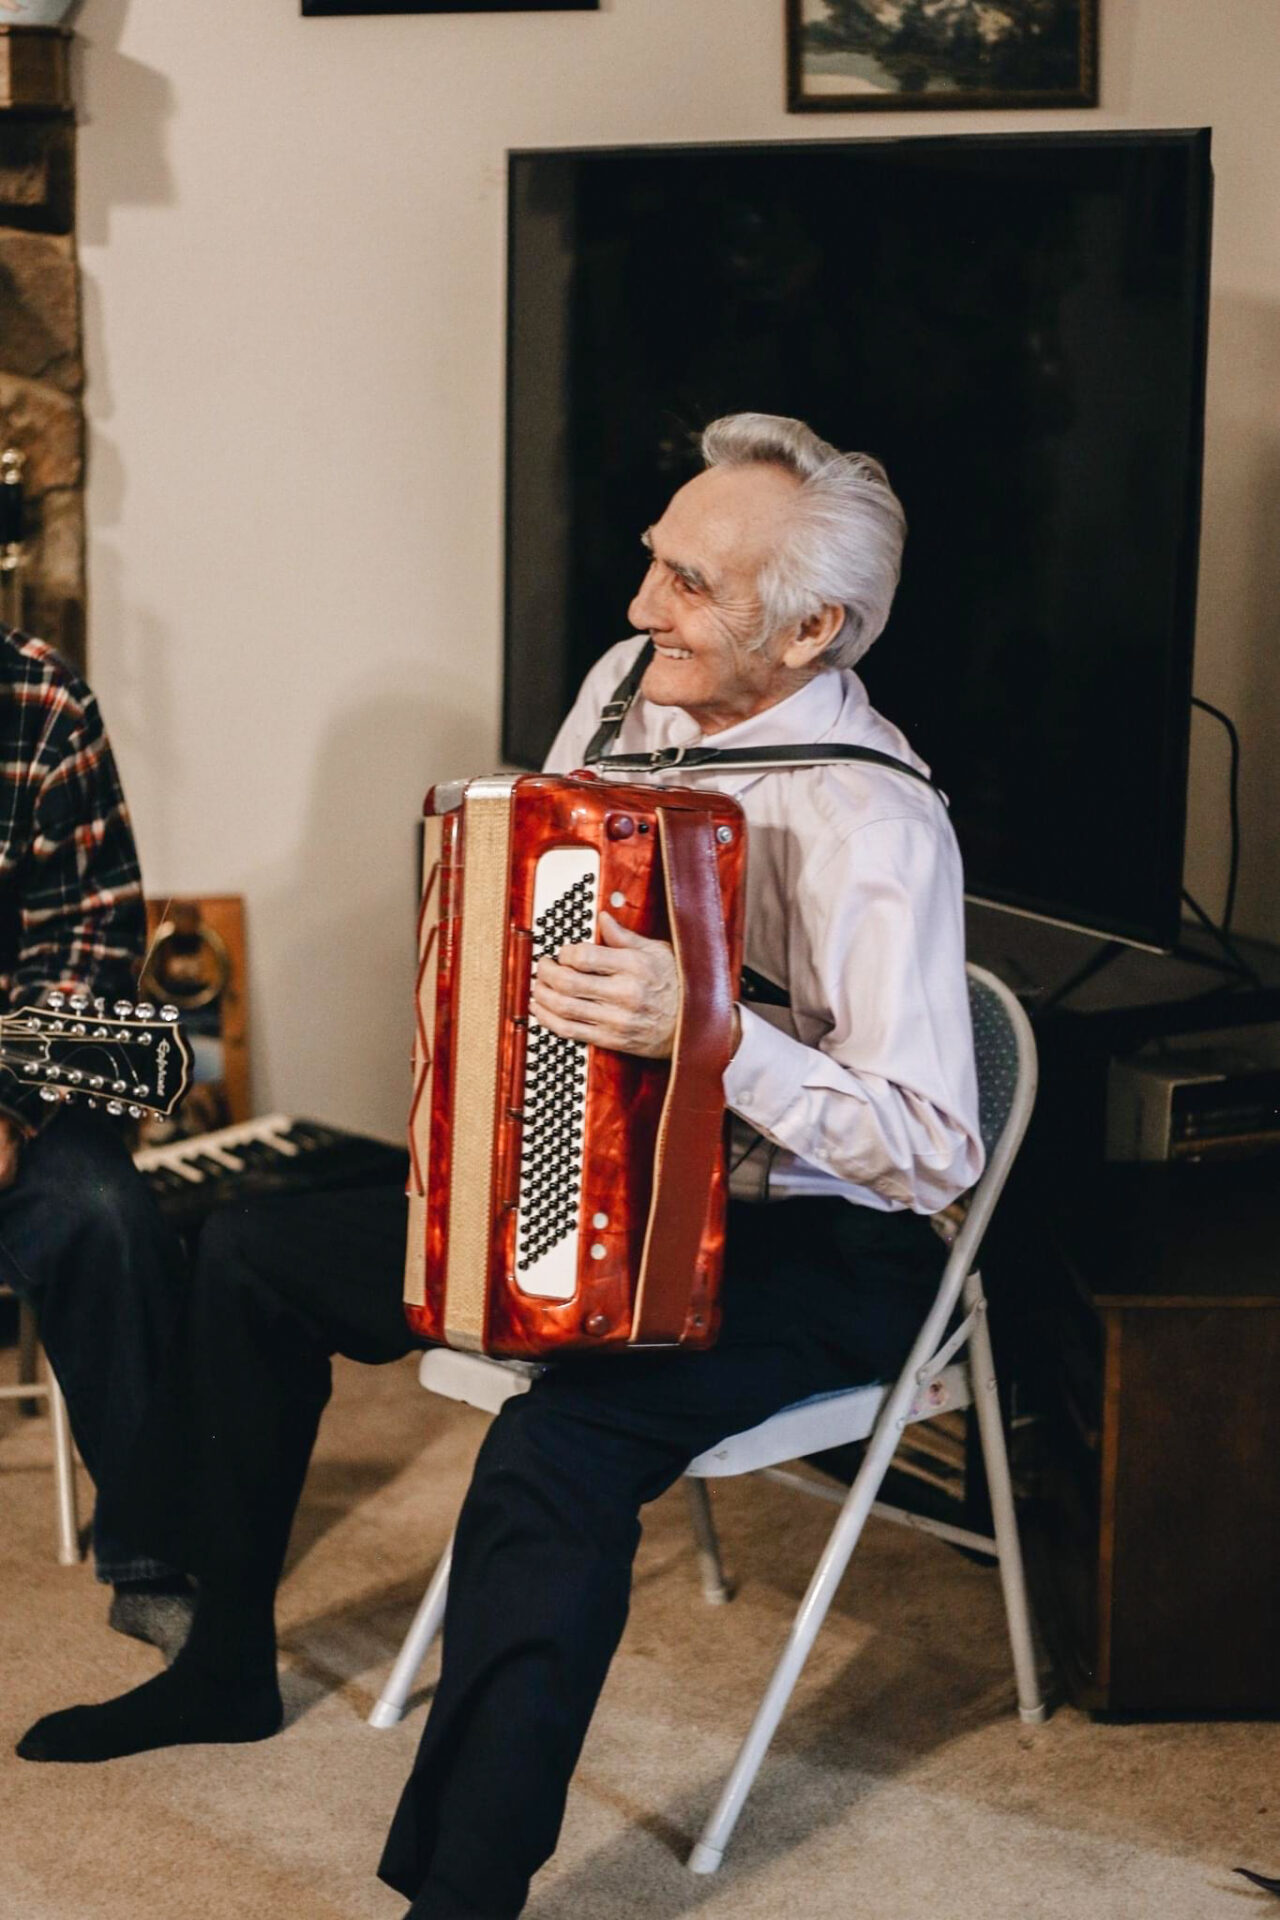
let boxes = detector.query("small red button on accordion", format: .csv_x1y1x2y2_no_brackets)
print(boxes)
403,771,746,1358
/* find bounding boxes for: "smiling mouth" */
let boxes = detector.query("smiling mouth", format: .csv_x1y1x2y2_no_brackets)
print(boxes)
653,645,693,660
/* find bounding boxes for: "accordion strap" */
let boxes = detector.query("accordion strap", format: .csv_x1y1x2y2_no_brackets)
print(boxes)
631,806,736,1344
582,641,940,796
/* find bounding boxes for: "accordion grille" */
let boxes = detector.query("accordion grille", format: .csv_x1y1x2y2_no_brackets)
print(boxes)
515,850,599,1299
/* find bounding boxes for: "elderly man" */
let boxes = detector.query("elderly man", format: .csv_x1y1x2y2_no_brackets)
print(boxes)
20,414,980,1920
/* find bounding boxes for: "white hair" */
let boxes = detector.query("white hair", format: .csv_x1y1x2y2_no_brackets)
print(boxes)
699,411,906,670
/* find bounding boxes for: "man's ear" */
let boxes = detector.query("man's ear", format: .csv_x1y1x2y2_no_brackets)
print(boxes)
781,604,844,671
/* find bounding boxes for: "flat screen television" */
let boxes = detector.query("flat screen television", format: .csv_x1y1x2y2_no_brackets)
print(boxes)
504,132,1212,950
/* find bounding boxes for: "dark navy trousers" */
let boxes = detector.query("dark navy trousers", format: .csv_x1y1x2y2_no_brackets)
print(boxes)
104,1176,943,1918
0,1107,187,1581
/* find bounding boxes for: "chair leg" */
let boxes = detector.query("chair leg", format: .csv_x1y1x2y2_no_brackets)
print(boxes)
964,1273,1046,1725
368,1533,454,1729
45,1362,80,1567
684,1477,733,1605
688,1404,907,1874
18,1298,42,1415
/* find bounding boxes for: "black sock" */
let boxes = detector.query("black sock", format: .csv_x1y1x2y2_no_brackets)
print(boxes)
16,1581,282,1764
111,1573,193,1597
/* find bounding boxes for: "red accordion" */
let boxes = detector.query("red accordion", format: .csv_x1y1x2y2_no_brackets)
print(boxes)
403,771,746,1358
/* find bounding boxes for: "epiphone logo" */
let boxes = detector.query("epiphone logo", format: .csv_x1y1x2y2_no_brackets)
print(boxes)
155,1037,170,1095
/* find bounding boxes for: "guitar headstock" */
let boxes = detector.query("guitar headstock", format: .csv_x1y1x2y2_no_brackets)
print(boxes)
0,993,194,1120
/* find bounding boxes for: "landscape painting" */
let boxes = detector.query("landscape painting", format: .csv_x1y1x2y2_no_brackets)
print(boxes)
788,0,1099,111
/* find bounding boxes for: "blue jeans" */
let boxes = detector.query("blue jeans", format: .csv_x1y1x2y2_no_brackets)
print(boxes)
0,1107,187,1582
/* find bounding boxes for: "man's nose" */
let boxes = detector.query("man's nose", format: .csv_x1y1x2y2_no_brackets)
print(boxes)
628,562,669,632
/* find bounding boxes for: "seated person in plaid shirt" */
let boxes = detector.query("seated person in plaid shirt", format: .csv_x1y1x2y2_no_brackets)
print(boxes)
0,626,191,1652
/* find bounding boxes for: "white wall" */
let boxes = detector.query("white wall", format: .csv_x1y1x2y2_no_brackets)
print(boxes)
74,0,1280,1139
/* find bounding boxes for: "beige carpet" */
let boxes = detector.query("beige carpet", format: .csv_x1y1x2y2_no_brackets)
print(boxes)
2,1344,1277,1920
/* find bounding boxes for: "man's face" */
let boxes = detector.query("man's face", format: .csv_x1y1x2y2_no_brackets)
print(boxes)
627,463,806,735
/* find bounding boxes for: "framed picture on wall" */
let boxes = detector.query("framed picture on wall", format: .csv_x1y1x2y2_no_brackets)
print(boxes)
787,0,1099,111
303,1,598,13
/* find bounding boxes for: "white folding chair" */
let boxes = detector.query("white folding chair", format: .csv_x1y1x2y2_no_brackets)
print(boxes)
370,964,1045,1875
0,1292,81,1564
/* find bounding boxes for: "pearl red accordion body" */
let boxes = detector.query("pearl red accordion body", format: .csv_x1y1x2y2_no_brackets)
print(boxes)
403,771,746,1358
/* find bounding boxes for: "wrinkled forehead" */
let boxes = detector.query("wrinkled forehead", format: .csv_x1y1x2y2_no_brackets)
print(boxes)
649,464,801,588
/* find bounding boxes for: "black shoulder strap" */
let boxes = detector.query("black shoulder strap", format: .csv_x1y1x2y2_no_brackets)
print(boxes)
581,640,940,796
582,639,654,763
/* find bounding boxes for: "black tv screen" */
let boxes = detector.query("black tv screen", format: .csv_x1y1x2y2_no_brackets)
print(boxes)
504,132,1212,950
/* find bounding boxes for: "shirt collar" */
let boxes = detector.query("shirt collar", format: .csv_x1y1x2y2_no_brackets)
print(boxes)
651,669,851,795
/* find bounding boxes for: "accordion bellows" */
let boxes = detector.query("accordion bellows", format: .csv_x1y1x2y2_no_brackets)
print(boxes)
404,771,746,1357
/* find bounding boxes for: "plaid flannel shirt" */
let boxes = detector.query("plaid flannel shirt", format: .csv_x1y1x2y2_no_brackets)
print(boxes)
0,628,146,1134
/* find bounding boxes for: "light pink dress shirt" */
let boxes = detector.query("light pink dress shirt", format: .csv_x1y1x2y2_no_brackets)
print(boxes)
545,636,984,1215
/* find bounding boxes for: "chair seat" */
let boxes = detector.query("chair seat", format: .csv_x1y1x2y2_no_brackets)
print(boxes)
418,1347,539,1415
686,1363,971,1478
418,1346,970,1479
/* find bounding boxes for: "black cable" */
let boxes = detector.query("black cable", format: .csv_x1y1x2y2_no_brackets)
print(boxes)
1181,887,1261,986
1191,697,1241,934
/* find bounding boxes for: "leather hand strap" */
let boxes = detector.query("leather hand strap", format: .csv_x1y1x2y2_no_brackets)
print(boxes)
631,807,735,1343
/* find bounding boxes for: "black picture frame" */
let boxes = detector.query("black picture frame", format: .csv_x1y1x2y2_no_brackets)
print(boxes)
787,0,1099,112
303,1,598,13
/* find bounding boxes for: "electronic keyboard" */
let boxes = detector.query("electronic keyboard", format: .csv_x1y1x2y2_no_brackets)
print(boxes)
134,1112,408,1230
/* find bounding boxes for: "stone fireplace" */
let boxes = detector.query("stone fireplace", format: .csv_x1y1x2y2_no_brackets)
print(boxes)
0,27,84,672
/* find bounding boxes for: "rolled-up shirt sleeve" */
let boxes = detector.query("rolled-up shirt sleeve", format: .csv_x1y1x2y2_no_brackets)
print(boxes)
723,813,984,1214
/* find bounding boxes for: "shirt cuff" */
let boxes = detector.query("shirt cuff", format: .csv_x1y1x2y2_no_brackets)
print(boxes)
722,1002,815,1135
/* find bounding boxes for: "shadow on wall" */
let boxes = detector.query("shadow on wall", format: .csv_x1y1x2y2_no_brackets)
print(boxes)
72,0,176,250
247,675,495,1142
1184,289,1280,943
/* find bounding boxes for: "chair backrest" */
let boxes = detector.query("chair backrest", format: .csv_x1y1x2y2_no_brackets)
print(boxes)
945,965,1039,1282
967,966,1036,1165
863,965,1038,1407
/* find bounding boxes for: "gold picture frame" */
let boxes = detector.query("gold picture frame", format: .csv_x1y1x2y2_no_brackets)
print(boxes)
787,0,1099,113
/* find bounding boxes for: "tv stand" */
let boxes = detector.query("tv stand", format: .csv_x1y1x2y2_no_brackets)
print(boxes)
1036,918,1260,1016
966,903,1280,1037
967,904,1280,1715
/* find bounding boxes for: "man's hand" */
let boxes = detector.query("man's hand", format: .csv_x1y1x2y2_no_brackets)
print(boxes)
530,910,680,1059
0,1118,23,1192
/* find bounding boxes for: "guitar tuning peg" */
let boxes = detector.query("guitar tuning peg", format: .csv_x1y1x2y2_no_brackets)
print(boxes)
106,1101,124,1117
85,1097,98,1109
69,993,89,1014
111,1080,127,1095
127,1105,143,1119
135,1002,156,1021
47,991,65,1011
160,1004,180,1022
39,1087,58,1103
113,1000,133,1018
93,997,106,1015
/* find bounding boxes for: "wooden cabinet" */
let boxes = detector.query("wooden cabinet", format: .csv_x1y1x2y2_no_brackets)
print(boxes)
1025,1159,1280,1715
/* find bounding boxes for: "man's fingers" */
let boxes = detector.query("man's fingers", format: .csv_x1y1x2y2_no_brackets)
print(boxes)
0,1132,22,1192
552,938,644,978
533,973,637,1023
596,909,648,950
538,955,643,1006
